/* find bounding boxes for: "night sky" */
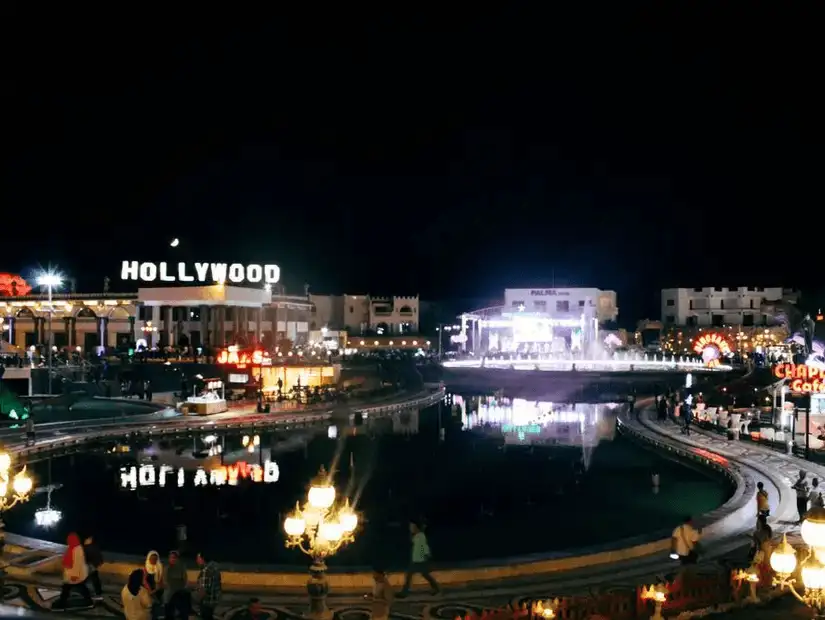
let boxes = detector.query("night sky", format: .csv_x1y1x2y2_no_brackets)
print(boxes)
3,6,821,325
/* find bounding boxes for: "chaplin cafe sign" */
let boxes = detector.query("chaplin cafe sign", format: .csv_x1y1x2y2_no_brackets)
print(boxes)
121,261,280,285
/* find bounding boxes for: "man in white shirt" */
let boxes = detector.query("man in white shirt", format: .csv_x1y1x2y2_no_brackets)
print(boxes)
672,516,701,565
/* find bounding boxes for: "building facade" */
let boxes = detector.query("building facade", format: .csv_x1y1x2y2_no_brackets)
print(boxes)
309,294,419,335
1,285,314,351
661,287,800,327
503,288,619,324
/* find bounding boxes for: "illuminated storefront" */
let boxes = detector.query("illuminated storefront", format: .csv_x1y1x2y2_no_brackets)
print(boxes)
216,346,340,394
773,363,825,394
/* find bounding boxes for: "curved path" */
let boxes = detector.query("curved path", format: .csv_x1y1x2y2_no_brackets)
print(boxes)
0,398,767,619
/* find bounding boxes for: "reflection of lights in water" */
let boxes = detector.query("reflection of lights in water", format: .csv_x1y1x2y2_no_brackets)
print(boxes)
328,425,338,439
35,508,62,528
203,435,217,444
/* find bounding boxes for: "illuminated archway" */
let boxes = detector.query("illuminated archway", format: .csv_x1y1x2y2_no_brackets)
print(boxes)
692,332,732,368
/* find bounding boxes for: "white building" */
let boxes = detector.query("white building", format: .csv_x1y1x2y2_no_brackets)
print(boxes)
660,287,799,327
503,288,619,324
309,294,419,335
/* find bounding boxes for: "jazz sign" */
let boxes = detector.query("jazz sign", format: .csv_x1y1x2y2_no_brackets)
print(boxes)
120,460,279,490
121,261,280,285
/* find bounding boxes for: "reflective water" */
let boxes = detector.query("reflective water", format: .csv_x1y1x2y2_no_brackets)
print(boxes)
6,395,732,567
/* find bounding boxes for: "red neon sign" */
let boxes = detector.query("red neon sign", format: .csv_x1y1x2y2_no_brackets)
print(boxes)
212,461,263,484
692,333,732,356
216,348,269,368
773,363,825,394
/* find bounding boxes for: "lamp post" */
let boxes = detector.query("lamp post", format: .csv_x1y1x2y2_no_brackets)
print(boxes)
768,506,825,615
283,466,359,620
0,450,35,565
36,273,62,396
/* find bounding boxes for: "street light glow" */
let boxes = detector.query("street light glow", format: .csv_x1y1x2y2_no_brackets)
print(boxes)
36,273,62,288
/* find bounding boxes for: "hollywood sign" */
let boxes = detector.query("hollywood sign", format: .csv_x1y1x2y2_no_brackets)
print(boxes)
121,261,280,285
120,461,279,490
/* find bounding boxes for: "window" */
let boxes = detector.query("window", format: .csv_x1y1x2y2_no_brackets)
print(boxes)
747,287,755,291
138,306,152,321
349,306,354,313
728,287,737,292
556,300,570,312
743,314,754,326
511,300,525,308
578,300,585,307
720,300,725,310
712,314,724,327
666,299,675,307
693,287,703,292
689,300,693,310
686,316,698,327
757,287,765,292
665,315,675,324
533,300,547,310
750,299,755,309
714,287,723,292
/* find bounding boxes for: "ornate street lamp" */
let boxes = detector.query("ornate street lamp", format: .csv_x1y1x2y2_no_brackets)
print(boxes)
0,450,35,556
283,466,359,620
769,507,825,613
36,272,62,396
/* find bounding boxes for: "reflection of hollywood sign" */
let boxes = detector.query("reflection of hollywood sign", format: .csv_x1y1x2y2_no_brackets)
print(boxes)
120,461,279,490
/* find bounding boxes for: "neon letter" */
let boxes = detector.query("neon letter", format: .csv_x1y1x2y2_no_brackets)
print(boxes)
264,460,280,482
228,263,245,283
194,263,210,282
121,261,139,281
159,262,175,282
138,464,156,486
210,263,227,284
139,262,158,282
264,264,280,284
120,466,137,489
178,262,194,282
246,264,263,283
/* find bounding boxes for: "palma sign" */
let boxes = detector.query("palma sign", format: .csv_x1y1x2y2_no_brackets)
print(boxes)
121,261,280,285
120,460,279,490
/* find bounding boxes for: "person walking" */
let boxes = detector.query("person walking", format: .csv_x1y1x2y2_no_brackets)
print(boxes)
370,569,394,620
83,535,104,600
671,516,701,566
195,551,222,620
163,551,189,620
810,478,824,509
793,470,810,523
397,521,440,598
53,533,94,611
756,482,770,519
25,413,36,446
122,569,153,620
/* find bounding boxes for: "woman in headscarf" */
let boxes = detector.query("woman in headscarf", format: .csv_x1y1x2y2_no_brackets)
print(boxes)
122,569,152,620
144,550,165,613
52,532,94,610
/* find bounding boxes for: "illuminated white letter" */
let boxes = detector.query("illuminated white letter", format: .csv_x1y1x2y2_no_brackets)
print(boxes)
246,264,263,283
138,464,156,486
121,261,139,281
194,263,210,282
159,465,173,487
210,263,227,284
264,265,280,284
228,263,245,283
194,468,209,486
159,262,175,282
264,460,280,482
120,466,137,489
177,468,185,487
178,262,194,282
139,263,158,282
210,468,227,486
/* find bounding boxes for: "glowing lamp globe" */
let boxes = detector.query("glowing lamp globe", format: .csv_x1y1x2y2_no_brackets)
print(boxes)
339,501,358,533
12,470,33,496
36,273,62,288
802,560,825,590
0,453,11,472
770,535,798,575
802,507,825,549
284,515,306,538
318,521,343,542
308,468,336,510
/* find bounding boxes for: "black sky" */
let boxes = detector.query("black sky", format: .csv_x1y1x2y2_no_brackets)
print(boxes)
3,5,822,324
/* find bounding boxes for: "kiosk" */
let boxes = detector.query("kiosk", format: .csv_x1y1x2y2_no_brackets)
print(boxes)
186,378,228,415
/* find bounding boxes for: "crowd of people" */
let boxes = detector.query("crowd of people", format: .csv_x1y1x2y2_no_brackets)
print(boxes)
49,520,441,618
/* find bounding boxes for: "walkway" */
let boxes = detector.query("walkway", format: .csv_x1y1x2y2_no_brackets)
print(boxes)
0,403,763,619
